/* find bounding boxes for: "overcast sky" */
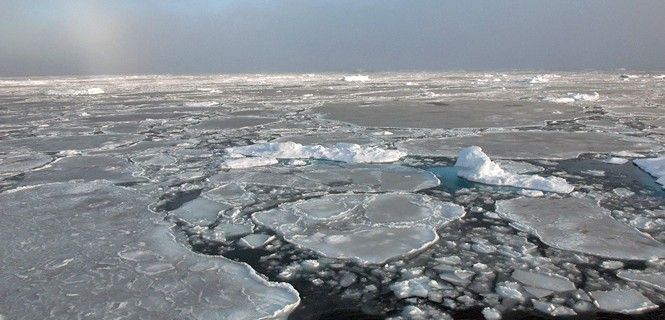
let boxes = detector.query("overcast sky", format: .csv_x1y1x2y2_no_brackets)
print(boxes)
2,0,665,76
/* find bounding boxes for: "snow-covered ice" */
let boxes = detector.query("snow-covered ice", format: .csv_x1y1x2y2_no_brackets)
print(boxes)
221,156,279,169
455,146,574,193
342,75,370,82
226,141,406,163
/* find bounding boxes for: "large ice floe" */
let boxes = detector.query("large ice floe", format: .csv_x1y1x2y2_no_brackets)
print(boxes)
495,197,665,260
252,193,465,264
210,163,440,192
454,146,574,193
398,131,656,159
544,92,600,103
226,141,406,163
0,181,299,319
315,100,584,129
634,156,665,188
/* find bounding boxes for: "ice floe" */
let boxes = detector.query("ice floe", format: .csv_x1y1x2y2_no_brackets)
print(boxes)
529,74,558,84
221,156,279,169
544,92,599,103
253,193,465,264
495,197,665,260
211,163,440,192
634,156,665,188
603,157,629,165
398,132,656,159
342,75,370,82
226,141,406,163
511,270,576,292
46,88,105,95
454,146,574,193
0,181,299,319
617,270,665,291
316,100,583,129
590,289,658,314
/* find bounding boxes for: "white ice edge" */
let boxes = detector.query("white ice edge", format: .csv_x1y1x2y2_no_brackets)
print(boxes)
454,146,574,193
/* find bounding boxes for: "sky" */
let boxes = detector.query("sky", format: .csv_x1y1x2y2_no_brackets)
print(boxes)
1,0,665,76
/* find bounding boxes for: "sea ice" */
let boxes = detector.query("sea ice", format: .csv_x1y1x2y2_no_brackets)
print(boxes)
617,270,665,291
239,233,275,249
590,289,658,314
544,92,599,103
171,197,230,225
0,181,299,319
0,153,52,173
454,146,574,193
604,157,629,165
390,276,443,299
529,74,558,84
316,100,583,129
495,197,665,260
342,75,370,82
511,270,576,292
226,141,405,163
210,163,440,192
398,132,655,159
46,87,105,95
634,156,665,188
221,156,279,169
0,134,141,153
191,116,278,130
19,155,141,185
252,193,465,264
532,301,577,316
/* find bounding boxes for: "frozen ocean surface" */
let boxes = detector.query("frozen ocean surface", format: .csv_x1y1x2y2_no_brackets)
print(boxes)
2,72,665,319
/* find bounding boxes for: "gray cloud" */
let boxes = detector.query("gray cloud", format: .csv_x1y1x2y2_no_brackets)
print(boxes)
1,0,664,76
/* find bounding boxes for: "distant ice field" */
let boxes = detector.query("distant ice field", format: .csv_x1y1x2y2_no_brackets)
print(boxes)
2,72,665,319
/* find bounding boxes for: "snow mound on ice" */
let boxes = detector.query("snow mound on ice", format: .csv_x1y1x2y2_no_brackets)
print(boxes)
46,88,105,95
227,142,406,163
634,156,665,188
529,74,558,84
544,92,599,103
454,146,574,193
342,75,369,82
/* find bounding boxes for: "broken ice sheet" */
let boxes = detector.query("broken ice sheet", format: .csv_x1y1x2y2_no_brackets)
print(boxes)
617,270,665,292
495,197,665,260
0,181,299,319
314,100,584,129
210,163,440,192
19,155,144,186
398,131,656,160
0,152,52,173
170,197,231,225
253,193,465,264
